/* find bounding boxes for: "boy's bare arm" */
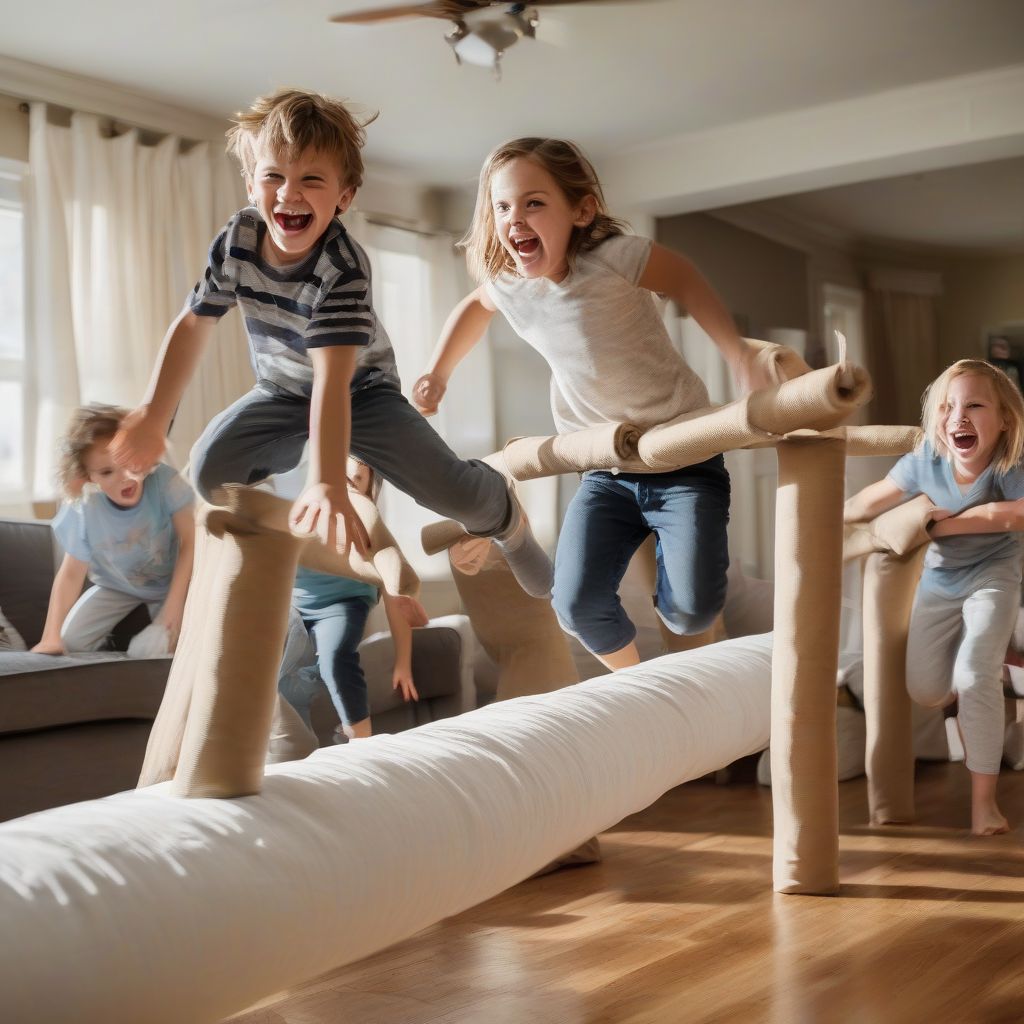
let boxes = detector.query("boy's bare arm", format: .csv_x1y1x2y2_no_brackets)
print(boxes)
843,478,909,523
413,286,497,415
639,244,772,395
290,346,371,556
930,498,1024,538
31,553,89,654
153,505,196,649
111,309,218,472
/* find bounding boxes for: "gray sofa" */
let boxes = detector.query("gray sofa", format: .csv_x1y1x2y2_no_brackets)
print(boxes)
0,516,474,822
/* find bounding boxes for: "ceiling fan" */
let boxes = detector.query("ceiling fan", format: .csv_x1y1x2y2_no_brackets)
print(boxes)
329,0,597,76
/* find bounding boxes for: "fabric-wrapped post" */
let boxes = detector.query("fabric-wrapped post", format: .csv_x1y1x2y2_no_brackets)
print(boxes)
171,505,304,797
771,435,846,895
861,546,927,824
844,494,934,824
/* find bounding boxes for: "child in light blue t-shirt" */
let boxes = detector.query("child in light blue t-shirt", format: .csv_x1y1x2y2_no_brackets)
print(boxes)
33,405,195,656
277,457,418,739
845,360,1024,837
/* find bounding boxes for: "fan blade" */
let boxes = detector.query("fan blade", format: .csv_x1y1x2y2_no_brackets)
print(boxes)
330,0,487,24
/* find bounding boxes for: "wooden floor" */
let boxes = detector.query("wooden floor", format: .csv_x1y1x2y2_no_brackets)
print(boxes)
230,762,1024,1024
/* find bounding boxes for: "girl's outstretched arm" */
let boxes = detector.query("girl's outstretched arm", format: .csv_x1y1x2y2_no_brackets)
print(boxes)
383,593,418,702
638,243,772,395
930,497,1024,537
154,505,196,651
31,553,89,655
413,286,497,416
844,478,909,523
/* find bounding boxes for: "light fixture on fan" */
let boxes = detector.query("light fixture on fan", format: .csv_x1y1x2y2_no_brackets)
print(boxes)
446,5,538,76
330,0,603,76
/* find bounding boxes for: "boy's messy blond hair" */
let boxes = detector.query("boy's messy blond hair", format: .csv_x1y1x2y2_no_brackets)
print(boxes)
462,137,629,283
920,358,1024,476
226,88,376,190
57,404,129,499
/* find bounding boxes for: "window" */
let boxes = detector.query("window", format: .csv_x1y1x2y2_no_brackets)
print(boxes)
0,158,28,500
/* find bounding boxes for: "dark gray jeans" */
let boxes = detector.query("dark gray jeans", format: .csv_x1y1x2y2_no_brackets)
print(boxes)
189,382,510,536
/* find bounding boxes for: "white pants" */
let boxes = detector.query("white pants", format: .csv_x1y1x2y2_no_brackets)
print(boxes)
906,566,1019,774
61,585,163,653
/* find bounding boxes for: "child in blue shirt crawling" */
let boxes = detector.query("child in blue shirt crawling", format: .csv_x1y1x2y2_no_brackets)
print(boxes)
845,359,1024,837
33,404,195,656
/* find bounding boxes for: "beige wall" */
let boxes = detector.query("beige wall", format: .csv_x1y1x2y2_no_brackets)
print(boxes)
936,254,1024,367
0,95,29,162
656,212,810,337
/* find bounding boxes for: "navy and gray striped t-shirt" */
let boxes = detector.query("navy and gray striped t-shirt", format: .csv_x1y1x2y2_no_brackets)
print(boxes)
189,208,400,398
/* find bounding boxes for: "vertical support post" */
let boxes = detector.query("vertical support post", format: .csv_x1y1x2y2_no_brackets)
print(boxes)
771,436,845,894
862,547,926,823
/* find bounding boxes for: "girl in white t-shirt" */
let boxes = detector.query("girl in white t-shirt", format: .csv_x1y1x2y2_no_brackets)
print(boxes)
414,137,772,669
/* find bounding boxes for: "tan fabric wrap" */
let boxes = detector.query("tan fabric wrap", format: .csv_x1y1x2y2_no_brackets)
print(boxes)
267,696,319,765
213,484,418,598
843,494,934,562
638,363,871,472
137,510,215,788
451,545,579,701
771,436,845,895
638,397,767,472
172,505,304,798
745,337,813,385
862,546,926,824
422,518,470,557
500,422,645,480
840,424,922,458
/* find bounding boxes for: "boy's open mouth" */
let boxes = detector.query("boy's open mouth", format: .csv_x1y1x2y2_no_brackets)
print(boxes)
275,212,313,233
120,482,138,501
951,430,977,452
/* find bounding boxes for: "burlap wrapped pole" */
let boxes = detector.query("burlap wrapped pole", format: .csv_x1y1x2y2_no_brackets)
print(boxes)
845,495,934,824
771,435,847,895
140,484,417,798
427,529,579,701
638,364,871,472
501,422,646,479
214,483,419,598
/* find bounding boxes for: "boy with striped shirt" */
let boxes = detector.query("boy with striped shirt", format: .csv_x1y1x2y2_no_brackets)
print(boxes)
111,89,551,599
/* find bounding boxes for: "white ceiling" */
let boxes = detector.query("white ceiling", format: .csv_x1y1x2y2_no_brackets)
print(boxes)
4,0,1024,189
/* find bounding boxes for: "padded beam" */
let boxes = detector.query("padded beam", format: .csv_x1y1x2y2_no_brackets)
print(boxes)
0,635,774,1024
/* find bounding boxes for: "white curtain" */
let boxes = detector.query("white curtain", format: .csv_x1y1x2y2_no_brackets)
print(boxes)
26,104,249,497
344,211,497,577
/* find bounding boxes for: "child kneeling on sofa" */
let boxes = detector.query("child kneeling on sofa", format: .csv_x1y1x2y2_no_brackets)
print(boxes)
32,404,195,657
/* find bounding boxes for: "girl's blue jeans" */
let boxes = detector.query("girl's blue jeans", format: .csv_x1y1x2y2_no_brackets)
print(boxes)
552,457,730,655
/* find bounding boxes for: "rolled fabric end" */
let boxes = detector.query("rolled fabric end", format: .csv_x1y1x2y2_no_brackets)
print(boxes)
745,337,813,386
637,396,771,472
499,421,645,480
422,518,471,556
868,494,935,557
748,362,872,435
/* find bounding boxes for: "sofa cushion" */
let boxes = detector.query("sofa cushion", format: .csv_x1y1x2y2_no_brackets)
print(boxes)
0,519,59,648
0,653,168,735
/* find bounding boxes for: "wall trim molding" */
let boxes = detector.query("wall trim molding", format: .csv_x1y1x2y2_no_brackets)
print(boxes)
0,55,229,141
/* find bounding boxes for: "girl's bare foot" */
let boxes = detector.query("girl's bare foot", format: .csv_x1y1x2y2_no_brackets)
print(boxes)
970,770,1010,836
972,807,1009,836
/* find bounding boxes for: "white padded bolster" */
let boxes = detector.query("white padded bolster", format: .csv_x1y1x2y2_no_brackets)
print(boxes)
0,634,773,1024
